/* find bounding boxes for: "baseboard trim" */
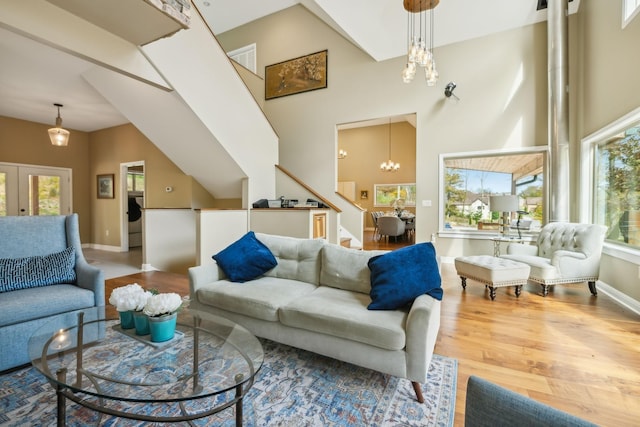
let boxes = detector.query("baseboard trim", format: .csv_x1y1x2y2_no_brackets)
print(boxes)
597,280,640,316
86,243,122,252
141,264,159,272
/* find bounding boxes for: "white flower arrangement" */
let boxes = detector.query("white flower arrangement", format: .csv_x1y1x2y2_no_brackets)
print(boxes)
143,293,184,317
108,283,153,312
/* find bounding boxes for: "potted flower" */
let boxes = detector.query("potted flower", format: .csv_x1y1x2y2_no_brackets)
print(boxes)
143,293,183,342
108,283,153,335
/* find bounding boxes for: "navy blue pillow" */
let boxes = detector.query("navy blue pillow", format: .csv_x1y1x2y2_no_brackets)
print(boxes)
0,247,76,293
367,242,442,310
213,232,277,283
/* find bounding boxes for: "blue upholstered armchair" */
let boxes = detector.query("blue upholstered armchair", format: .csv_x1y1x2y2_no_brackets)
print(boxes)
0,214,104,371
465,376,597,426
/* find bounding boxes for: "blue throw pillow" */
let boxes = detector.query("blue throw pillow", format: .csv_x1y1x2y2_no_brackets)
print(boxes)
367,242,442,310
0,247,76,293
213,231,278,282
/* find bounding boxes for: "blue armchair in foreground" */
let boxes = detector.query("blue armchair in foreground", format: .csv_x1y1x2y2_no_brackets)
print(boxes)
465,376,597,427
0,214,104,371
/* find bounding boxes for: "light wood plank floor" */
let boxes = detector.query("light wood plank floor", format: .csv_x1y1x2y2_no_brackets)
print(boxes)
104,249,640,426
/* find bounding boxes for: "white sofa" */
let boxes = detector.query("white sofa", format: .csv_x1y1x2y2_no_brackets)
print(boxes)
501,222,607,296
188,233,441,402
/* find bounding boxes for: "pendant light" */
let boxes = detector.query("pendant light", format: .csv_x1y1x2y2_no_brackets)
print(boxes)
48,103,70,146
380,119,400,172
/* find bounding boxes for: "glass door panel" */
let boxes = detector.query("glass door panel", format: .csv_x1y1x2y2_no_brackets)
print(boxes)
0,163,71,216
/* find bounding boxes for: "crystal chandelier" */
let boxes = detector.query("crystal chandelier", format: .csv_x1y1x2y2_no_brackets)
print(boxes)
380,119,399,172
401,0,439,86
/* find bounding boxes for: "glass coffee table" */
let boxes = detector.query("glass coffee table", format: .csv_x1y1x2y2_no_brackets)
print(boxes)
28,307,263,426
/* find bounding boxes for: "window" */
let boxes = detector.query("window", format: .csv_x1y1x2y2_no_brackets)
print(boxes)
374,183,416,208
623,0,640,27
440,150,546,232
592,122,640,246
227,43,257,73
127,171,144,192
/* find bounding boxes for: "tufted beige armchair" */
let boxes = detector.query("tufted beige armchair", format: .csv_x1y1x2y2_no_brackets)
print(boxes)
501,222,607,296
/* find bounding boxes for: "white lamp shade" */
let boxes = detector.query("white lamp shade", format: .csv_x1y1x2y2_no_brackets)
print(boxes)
490,195,518,212
48,127,70,146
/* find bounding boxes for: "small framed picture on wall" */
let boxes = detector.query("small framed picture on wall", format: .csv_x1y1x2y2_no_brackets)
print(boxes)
361,190,368,199
97,174,115,199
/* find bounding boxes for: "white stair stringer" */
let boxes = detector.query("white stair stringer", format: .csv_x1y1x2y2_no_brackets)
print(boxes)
83,66,246,199
140,7,278,203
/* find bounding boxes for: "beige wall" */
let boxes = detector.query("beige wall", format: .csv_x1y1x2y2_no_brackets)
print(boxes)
0,116,92,240
579,0,640,136
89,124,216,246
338,121,416,227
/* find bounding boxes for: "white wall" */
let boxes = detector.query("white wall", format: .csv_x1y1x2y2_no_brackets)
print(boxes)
143,209,196,273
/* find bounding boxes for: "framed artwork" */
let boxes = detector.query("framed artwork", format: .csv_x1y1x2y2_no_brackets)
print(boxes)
361,190,368,199
265,50,328,100
97,174,115,199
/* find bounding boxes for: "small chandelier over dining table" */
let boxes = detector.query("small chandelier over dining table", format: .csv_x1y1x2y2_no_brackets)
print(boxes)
401,0,439,86
381,119,400,172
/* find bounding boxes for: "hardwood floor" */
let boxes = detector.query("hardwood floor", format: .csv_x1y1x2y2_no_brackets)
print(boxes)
104,246,640,426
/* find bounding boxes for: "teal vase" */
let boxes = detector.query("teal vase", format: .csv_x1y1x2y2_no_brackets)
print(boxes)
148,313,177,342
133,311,150,335
119,311,135,329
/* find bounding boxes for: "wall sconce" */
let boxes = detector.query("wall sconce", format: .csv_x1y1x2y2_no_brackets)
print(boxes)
338,149,348,159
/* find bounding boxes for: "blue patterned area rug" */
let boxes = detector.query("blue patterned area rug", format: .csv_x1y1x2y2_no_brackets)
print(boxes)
0,340,457,426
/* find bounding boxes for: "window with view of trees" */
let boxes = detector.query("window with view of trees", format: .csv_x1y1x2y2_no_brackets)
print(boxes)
441,150,546,232
593,124,640,246
127,171,144,192
374,183,416,207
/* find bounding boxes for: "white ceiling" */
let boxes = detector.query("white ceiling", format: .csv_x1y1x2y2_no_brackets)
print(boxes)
0,0,580,132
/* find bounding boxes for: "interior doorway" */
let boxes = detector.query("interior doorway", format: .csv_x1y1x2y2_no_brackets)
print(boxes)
120,161,145,252
336,114,417,234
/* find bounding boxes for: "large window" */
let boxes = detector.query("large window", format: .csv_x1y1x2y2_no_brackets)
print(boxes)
623,0,640,27
374,183,416,208
440,150,546,232
593,122,640,246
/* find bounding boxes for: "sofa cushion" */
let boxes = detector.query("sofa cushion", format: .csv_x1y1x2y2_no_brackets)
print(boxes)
368,242,442,310
0,247,76,293
0,284,96,327
212,231,277,282
195,276,318,322
320,244,388,294
255,233,324,285
279,286,408,351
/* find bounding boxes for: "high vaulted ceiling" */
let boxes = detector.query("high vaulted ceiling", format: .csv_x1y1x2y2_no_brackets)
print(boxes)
0,0,580,132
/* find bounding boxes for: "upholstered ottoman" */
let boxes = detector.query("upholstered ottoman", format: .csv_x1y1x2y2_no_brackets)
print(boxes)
454,256,531,300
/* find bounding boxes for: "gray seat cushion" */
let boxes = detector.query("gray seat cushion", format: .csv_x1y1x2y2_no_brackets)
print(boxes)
195,276,318,322
279,286,408,351
0,284,96,327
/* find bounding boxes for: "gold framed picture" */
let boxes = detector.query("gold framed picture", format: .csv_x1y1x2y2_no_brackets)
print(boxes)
265,50,328,100
97,174,114,199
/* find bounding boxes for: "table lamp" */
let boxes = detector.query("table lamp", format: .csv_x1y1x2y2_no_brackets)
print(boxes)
489,195,518,237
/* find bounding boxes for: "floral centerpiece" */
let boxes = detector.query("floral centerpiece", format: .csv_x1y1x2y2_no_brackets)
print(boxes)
143,293,183,318
143,293,184,342
108,283,153,333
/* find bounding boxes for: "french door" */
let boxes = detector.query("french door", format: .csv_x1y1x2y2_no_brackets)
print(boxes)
0,163,72,216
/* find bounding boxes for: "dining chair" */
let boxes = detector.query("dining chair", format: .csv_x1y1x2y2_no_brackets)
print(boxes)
377,216,406,243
